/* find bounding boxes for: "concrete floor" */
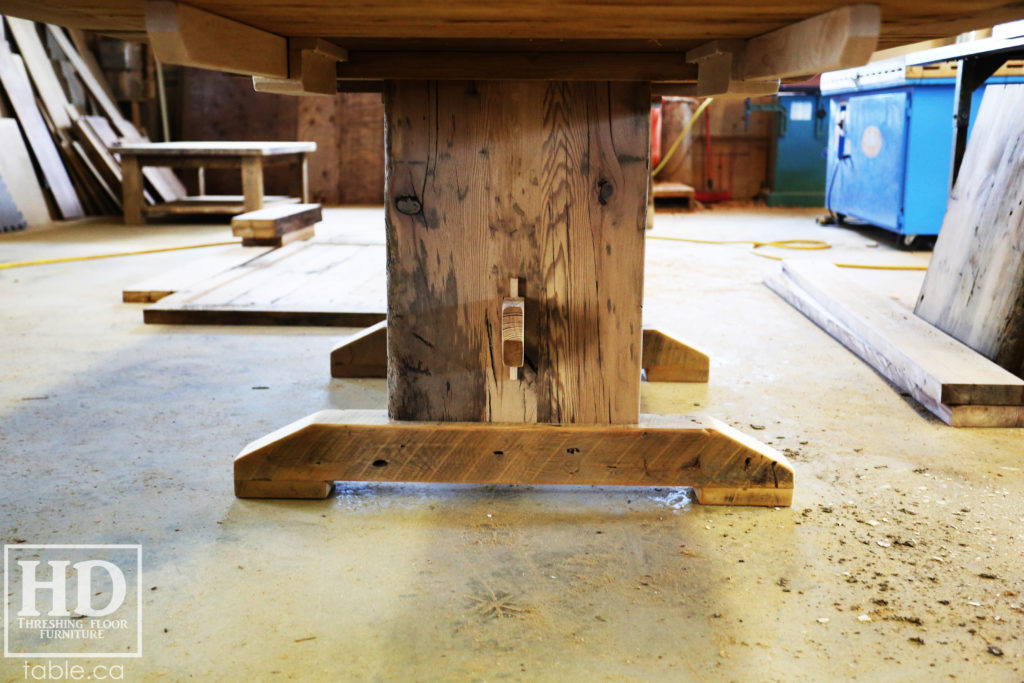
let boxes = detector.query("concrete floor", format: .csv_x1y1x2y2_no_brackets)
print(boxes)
1,206,1021,681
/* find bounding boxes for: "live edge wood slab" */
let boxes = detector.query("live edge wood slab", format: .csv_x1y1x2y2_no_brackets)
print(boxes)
235,410,794,507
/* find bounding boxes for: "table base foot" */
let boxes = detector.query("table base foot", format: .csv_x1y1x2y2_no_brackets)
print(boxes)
234,409,793,507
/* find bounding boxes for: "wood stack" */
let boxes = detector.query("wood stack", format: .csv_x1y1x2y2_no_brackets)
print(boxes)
230,203,321,246
0,17,184,228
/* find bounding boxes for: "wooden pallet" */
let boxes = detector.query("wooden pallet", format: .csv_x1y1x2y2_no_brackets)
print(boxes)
143,238,386,326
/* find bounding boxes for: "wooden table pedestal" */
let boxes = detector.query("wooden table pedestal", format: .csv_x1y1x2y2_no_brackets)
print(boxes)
234,80,793,506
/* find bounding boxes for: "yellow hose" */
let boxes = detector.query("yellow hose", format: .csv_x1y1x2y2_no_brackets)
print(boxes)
0,241,241,270
652,98,713,178
646,234,929,271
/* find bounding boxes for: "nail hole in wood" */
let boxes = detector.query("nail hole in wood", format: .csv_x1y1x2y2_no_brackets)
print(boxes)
493,450,504,455
566,447,580,454
372,459,388,468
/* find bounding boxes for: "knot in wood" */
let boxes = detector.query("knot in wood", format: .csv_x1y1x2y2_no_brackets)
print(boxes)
597,179,614,205
395,195,423,215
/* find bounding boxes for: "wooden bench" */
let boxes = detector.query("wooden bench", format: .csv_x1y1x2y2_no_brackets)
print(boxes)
112,141,316,224
231,203,322,247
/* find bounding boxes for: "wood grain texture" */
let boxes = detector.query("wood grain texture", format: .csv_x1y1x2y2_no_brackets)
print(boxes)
241,224,315,247
72,116,128,204
385,80,648,425
5,1,1022,53
0,118,50,225
122,244,272,302
330,320,387,377
113,141,317,156
642,329,710,383
501,297,525,368
915,85,1024,378
179,69,301,196
252,38,348,96
743,4,880,80
233,409,794,506
146,0,288,78
231,202,321,238
298,92,385,204
6,18,72,131
781,260,1024,406
46,25,187,203
336,51,696,81
0,49,83,218
765,266,1024,427
143,239,386,326
143,194,296,214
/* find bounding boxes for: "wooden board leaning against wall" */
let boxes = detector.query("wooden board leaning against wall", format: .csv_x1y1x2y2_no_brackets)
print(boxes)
178,68,384,205
915,84,1024,378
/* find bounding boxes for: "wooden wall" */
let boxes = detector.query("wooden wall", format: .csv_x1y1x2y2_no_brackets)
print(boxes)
658,96,772,200
178,69,385,204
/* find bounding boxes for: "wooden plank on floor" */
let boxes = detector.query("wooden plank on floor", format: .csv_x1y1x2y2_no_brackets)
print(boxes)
0,48,83,218
915,84,1024,378
653,181,696,200
779,260,1024,406
0,118,50,226
122,245,274,303
765,264,1024,428
143,239,387,325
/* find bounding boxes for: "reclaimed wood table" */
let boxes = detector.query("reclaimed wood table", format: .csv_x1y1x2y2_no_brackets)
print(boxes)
15,0,1024,505
112,141,316,224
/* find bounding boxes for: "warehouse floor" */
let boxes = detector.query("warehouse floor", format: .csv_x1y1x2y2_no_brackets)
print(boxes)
1,206,1021,682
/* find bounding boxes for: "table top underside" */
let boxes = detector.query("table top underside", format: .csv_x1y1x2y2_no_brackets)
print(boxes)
6,1,1024,53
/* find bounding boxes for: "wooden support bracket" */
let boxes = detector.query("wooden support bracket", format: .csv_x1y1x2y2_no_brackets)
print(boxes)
234,409,794,506
642,329,710,383
330,320,388,378
146,0,288,78
685,40,779,97
254,38,349,96
686,4,880,96
331,323,710,383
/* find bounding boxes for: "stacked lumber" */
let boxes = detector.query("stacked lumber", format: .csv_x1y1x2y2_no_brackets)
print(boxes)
766,261,1024,427
914,84,1024,378
0,17,184,227
230,203,321,246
